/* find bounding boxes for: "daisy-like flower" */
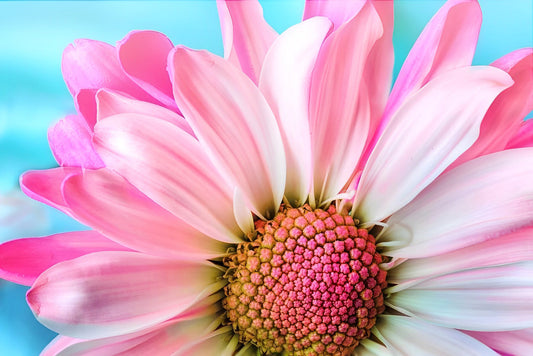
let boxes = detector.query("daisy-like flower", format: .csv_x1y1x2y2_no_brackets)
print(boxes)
1,0,533,355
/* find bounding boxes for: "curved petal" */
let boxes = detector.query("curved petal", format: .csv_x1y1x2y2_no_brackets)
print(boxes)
93,113,241,243
27,251,224,339
507,119,533,149
217,0,278,84
48,115,104,169
0,231,129,286
176,327,237,356
354,66,513,222
381,148,533,258
63,168,230,259
258,17,332,206
388,262,533,331
464,329,533,356
42,336,81,356
117,30,179,111
75,89,98,129
376,315,497,355
451,48,533,168
309,1,383,204
356,339,393,356
169,46,286,218
302,0,364,30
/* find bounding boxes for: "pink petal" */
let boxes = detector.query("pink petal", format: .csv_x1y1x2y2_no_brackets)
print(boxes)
258,17,332,206
95,89,193,136
389,262,533,331
388,227,533,284
354,66,513,222
47,115,104,169
75,89,98,129
451,48,533,168
93,113,242,243
381,148,533,258
117,30,179,111
217,0,278,84
506,119,533,149
41,336,82,356
0,231,129,286
381,0,482,128
302,0,364,30
169,46,286,218
176,327,237,356
63,168,229,258
27,251,223,339
464,329,533,356
309,1,383,204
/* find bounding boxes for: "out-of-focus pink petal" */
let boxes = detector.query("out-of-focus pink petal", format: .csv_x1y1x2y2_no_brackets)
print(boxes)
388,227,533,284
75,89,98,129
506,119,533,149
354,66,513,223
117,30,179,111
381,0,481,132
63,168,229,258
0,231,129,286
388,262,533,331
27,251,224,339
259,17,332,206
381,148,533,258
176,327,237,356
302,0,364,30
309,2,382,205
93,113,241,243
464,329,533,356
95,89,193,136
48,115,104,169
451,48,533,168
376,315,497,355
217,0,277,84
170,46,286,218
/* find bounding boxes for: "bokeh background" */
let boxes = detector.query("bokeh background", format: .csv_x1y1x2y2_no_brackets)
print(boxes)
0,1,531,354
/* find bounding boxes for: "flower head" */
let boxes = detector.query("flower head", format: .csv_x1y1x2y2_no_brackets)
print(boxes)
1,0,533,355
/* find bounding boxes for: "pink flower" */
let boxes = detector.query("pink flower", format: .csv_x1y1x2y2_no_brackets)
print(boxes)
1,0,533,354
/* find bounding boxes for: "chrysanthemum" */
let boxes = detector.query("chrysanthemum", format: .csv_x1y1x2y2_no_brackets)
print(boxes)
1,0,533,355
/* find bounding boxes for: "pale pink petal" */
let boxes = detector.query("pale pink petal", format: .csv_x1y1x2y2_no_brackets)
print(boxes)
63,168,230,259
27,251,224,339
48,115,104,169
176,327,237,356
451,48,533,168
506,119,533,149
169,46,286,218
309,2,383,204
381,0,482,128
388,262,533,331
95,89,193,136
233,188,254,235
376,315,497,355
93,113,241,243
117,30,179,111
258,17,332,206
388,227,533,284
217,0,278,84
381,148,533,258
464,329,533,356
41,336,82,356
0,231,129,286
354,66,513,222
302,0,364,30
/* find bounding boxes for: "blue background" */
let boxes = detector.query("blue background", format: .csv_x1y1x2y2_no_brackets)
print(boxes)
0,1,531,354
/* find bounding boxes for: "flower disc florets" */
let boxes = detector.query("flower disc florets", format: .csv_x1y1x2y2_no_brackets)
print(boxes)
222,204,387,355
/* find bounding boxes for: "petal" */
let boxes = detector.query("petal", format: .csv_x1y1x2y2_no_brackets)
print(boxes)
117,30,179,111
388,262,533,331
48,115,104,169
233,188,254,235
75,89,98,129
354,66,513,222
258,17,332,206
381,148,533,258
169,46,286,218
63,168,229,259
382,0,482,125
355,339,393,356
451,48,533,168
506,119,533,149
376,315,497,355
388,227,533,284
176,326,237,356
464,329,533,356
217,0,278,84
0,231,129,286
93,113,241,243
302,0,365,30
27,251,224,339
309,2,383,204
41,336,81,356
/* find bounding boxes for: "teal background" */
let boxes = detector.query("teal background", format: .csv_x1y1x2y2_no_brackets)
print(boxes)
0,1,531,354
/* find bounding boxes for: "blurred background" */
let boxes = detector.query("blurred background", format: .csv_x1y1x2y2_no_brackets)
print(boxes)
0,1,531,354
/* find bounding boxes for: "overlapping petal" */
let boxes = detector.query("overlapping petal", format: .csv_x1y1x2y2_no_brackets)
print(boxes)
507,119,533,149
464,329,533,356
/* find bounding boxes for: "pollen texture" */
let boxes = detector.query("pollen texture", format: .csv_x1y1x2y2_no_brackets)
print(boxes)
222,204,387,355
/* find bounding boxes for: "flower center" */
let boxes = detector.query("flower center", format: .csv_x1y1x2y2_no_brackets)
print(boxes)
222,204,387,355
